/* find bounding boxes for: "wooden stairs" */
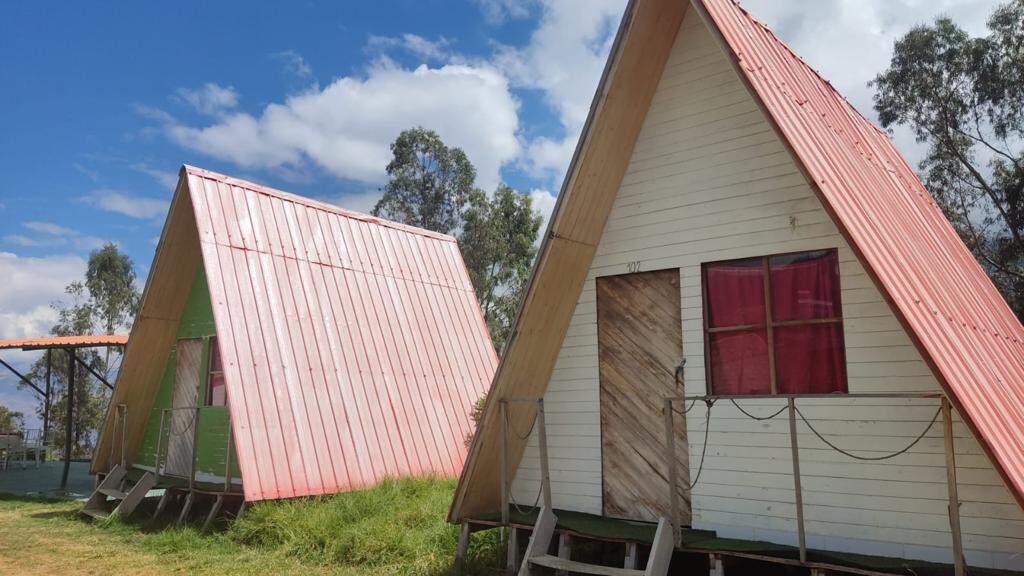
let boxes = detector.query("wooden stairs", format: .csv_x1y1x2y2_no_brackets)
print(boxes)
517,507,674,576
80,464,157,521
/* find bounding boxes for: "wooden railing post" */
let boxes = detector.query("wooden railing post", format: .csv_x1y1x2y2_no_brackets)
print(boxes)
189,406,200,490
499,400,512,574
942,397,966,576
788,398,807,563
154,409,166,482
537,399,552,510
664,397,681,547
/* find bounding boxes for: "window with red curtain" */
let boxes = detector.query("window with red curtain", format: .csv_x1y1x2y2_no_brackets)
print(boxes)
703,249,847,395
206,337,227,407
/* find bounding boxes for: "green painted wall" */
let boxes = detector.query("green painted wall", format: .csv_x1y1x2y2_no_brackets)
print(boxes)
133,270,241,484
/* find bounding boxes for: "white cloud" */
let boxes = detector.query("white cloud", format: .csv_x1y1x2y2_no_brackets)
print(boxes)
175,83,240,116
159,61,520,191
528,188,557,239
4,222,110,252
24,221,76,236
493,0,626,182
474,0,536,24
368,34,452,62
3,234,65,248
739,0,998,166
133,163,179,189
272,50,315,82
0,252,85,340
83,189,168,220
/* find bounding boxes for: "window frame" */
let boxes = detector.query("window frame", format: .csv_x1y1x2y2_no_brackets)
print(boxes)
701,248,848,396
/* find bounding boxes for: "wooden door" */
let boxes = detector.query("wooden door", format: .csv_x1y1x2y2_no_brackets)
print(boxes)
597,269,690,523
165,338,201,477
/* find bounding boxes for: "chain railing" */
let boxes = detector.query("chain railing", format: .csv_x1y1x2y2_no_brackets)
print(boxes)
663,391,965,575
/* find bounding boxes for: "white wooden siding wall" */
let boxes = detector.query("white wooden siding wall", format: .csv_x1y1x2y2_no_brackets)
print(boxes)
510,10,1024,571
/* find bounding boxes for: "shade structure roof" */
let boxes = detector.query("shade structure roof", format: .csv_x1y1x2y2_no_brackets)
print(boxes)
95,165,497,501
451,0,1024,520
0,335,129,351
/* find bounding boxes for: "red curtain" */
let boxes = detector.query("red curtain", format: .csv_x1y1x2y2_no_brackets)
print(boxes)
774,324,846,394
709,331,770,394
706,259,765,328
770,250,842,321
705,259,769,394
705,251,846,395
770,251,846,393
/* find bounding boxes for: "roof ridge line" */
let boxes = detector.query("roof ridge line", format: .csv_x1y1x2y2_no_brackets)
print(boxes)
182,165,457,244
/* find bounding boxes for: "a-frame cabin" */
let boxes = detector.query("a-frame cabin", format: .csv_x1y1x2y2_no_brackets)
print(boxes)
451,0,1024,574
87,166,496,522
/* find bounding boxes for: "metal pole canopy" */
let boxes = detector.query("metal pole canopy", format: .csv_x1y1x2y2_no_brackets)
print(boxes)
61,348,75,491
43,350,51,441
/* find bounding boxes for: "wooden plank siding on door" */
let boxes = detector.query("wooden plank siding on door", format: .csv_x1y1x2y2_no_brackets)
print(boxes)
597,269,689,523
166,338,202,477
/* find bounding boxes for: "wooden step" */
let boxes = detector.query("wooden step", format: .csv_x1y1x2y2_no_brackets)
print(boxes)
80,506,110,520
529,555,644,576
99,487,127,499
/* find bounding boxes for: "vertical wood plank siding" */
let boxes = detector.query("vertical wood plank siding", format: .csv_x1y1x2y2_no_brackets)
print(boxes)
509,11,1024,570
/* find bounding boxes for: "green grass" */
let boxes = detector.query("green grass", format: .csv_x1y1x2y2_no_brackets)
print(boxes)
0,477,502,576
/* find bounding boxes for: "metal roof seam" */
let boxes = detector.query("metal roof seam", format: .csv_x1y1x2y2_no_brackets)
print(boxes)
185,167,456,244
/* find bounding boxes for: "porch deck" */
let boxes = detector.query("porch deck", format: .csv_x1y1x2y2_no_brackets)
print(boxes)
467,506,1021,576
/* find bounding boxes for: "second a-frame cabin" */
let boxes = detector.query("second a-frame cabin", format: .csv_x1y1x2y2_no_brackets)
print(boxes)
86,166,497,524
452,0,1024,575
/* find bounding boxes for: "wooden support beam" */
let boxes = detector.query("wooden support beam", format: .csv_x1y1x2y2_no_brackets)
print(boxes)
176,491,195,527
557,533,572,576
941,397,966,576
506,526,519,575
708,554,725,576
202,494,224,532
455,522,471,575
787,398,806,563
624,542,638,570
151,489,173,523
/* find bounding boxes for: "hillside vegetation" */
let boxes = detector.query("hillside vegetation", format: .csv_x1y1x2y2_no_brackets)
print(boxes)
0,477,502,575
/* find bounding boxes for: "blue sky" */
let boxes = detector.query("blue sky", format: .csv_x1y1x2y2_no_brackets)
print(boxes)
0,0,1000,427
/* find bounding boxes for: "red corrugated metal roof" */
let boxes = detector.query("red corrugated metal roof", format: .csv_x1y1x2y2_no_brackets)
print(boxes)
184,166,497,501
0,335,129,350
699,0,1024,505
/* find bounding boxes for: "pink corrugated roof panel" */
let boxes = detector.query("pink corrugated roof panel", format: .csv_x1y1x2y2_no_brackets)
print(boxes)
0,335,129,350
699,0,1024,505
183,166,497,501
